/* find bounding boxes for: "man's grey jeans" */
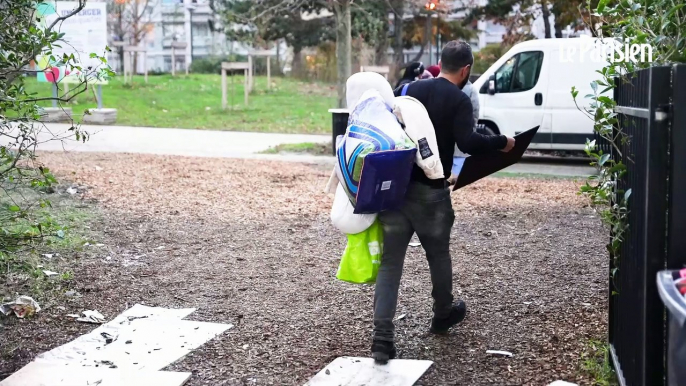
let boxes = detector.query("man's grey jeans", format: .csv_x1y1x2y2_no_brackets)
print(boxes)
373,182,455,342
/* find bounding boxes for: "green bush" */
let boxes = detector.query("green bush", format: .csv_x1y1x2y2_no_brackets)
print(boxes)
189,57,224,74
1,1,111,267
190,55,278,75
472,43,511,75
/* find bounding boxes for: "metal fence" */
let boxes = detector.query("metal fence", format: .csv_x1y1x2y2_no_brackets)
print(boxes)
606,64,686,386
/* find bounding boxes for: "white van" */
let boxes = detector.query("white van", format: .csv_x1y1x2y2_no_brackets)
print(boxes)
473,38,613,150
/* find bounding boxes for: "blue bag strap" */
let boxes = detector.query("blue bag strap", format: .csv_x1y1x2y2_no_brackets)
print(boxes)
400,83,410,96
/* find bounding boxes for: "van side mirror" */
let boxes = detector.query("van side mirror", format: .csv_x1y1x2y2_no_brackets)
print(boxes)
488,75,496,95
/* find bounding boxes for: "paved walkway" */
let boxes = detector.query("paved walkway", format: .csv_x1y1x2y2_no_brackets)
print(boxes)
33,124,595,177
35,124,330,159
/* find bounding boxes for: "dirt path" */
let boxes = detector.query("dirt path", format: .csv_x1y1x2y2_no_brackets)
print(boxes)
2,152,608,385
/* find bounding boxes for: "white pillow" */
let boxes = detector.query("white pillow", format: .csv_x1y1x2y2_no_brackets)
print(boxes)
346,72,395,110
392,96,445,180
331,183,377,235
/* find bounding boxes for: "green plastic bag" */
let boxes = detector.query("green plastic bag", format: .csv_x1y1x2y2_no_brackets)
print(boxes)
336,220,383,284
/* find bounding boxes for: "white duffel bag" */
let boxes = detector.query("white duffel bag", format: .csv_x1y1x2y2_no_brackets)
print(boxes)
331,183,376,235
392,96,444,180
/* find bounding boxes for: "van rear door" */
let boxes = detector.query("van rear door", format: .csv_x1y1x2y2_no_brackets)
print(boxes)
547,47,608,150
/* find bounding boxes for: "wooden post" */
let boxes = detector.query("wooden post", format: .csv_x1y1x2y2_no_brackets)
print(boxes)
124,46,148,83
243,68,248,105
112,41,127,81
143,53,148,83
222,62,250,108
267,56,271,91
248,55,253,92
122,51,129,83
171,46,176,76
128,51,134,82
221,68,227,110
248,50,274,92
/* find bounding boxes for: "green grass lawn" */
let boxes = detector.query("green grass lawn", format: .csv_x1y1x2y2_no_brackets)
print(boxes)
260,141,332,155
25,74,337,134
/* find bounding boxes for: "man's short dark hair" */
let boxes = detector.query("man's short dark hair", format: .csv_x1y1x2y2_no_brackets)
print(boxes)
440,41,473,74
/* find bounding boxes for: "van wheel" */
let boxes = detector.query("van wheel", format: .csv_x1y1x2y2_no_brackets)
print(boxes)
476,122,498,136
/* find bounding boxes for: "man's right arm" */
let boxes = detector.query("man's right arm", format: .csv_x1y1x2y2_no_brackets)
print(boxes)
453,98,508,155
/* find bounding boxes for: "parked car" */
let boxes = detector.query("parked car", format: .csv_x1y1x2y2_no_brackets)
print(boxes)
472,37,614,150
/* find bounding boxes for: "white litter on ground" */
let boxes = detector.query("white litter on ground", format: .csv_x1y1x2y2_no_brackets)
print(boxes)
304,357,433,386
73,309,106,324
548,381,579,386
0,304,232,386
0,296,40,318
1,362,191,386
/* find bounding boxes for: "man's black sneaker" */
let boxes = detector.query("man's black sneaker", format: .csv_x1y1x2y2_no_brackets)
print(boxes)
371,340,397,364
429,300,467,335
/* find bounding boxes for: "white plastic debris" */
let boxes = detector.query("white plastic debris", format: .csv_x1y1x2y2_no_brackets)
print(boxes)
66,187,78,195
95,165,103,171
486,350,513,357
409,242,421,247
548,382,578,386
1,296,41,318
43,270,59,277
71,310,106,324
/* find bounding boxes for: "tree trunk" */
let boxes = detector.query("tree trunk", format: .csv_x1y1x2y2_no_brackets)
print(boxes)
541,0,551,39
400,16,431,67
390,0,404,85
116,7,125,73
413,15,432,63
554,24,562,38
375,31,389,66
374,3,390,66
292,46,304,78
333,0,352,108
276,39,281,74
118,47,125,74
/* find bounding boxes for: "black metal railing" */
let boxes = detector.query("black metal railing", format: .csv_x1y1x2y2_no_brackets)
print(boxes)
608,64,686,386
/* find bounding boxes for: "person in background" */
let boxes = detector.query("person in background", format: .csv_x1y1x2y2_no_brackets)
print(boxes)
420,69,434,79
395,62,425,89
448,79,481,184
426,65,441,78
372,41,515,364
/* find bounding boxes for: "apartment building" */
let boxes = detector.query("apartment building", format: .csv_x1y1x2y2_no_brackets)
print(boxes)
110,0,265,73
109,0,586,74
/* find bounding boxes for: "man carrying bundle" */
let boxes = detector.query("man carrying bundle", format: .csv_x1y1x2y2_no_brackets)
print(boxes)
371,41,516,363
